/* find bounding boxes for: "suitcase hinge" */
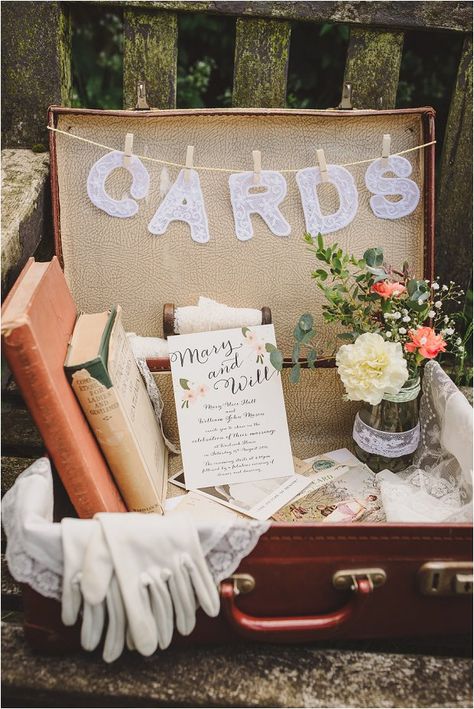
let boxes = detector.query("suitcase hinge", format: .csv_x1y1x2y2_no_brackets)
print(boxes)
418,562,473,596
338,82,353,110
135,81,150,111
332,567,386,592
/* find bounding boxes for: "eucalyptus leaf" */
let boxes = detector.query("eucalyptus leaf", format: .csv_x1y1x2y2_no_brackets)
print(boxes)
299,313,314,332
307,348,317,369
179,378,190,390
269,349,284,371
290,363,301,383
292,342,301,363
363,247,384,267
301,328,316,345
265,343,276,352
293,325,305,342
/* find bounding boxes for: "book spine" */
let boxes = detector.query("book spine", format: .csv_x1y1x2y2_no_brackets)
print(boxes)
3,326,126,517
69,368,164,514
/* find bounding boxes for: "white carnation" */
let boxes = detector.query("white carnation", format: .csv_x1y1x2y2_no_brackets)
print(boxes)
336,332,409,406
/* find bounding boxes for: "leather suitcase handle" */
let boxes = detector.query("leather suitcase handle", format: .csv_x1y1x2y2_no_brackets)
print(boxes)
220,577,373,643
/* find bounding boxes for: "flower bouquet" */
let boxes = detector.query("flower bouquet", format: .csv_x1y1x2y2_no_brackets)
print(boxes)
271,234,466,472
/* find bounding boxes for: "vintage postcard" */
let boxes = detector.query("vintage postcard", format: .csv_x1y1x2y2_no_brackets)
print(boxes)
273,462,385,523
169,469,310,521
168,325,295,489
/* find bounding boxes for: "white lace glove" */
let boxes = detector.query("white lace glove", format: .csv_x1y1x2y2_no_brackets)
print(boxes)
61,518,126,662
81,512,220,657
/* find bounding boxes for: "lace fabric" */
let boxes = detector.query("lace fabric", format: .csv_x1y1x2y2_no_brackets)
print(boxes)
296,165,358,235
148,168,210,244
378,361,473,522
228,171,291,241
1,459,270,601
353,414,420,457
87,151,150,218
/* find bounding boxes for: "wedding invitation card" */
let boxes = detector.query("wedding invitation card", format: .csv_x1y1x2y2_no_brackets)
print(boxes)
168,325,296,489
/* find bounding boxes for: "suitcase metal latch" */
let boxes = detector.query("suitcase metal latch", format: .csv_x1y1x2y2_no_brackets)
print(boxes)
228,573,256,595
332,568,386,592
418,562,473,596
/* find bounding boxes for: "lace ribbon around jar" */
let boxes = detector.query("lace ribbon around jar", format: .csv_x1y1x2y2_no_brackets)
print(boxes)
353,412,421,458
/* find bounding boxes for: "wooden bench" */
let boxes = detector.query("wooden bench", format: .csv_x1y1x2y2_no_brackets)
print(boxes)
1,2,473,706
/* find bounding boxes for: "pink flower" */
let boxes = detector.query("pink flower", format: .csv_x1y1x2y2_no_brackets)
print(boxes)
404,327,447,359
245,330,258,344
196,384,208,397
182,389,198,404
371,281,407,299
254,341,266,356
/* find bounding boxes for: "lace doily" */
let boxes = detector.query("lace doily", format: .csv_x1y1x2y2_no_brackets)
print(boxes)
148,168,210,244
296,165,358,235
353,413,421,458
228,171,291,241
87,151,150,218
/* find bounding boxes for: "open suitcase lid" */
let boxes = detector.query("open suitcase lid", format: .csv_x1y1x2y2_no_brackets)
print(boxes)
48,107,435,355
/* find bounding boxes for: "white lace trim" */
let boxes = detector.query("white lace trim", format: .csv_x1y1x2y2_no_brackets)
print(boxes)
135,357,180,454
353,412,421,457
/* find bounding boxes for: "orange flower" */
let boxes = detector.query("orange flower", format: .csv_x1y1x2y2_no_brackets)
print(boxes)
404,327,447,359
371,281,407,299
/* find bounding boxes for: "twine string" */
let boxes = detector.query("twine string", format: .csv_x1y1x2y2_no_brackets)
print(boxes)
47,125,435,174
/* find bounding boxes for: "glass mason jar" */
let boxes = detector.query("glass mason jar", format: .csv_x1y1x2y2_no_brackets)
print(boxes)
353,377,421,473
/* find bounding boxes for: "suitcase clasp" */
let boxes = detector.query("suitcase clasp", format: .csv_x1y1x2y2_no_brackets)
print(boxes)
228,573,256,596
332,568,386,592
418,562,473,596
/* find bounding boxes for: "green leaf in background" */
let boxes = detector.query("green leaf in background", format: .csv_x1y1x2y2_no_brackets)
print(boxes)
317,233,324,250
180,378,190,389
307,348,317,369
270,349,284,371
298,313,314,332
290,363,301,383
337,332,356,342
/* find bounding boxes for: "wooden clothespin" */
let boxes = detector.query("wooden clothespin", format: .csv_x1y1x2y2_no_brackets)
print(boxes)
184,145,194,183
381,134,391,167
123,133,134,168
316,148,329,183
252,149,262,186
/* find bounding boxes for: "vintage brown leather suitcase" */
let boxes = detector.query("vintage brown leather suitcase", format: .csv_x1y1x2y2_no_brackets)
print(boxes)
20,106,473,649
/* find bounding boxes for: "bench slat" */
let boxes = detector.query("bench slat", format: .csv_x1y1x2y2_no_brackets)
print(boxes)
344,28,404,109
436,36,473,291
123,9,178,109
95,2,473,34
232,17,291,108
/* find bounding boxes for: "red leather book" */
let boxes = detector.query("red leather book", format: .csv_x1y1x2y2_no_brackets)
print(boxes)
1,257,126,517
